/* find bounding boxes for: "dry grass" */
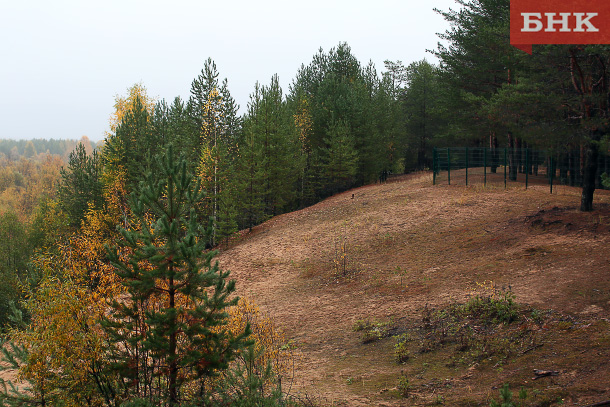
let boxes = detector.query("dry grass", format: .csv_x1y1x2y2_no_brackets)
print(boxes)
217,171,610,406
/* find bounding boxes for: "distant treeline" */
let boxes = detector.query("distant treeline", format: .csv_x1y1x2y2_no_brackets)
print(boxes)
0,137,98,160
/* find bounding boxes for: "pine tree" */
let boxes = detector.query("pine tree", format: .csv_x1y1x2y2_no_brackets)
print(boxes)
102,147,250,406
58,142,103,227
321,120,358,195
237,83,267,230
169,96,200,170
0,211,29,327
379,61,408,174
432,0,610,209
401,60,445,171
189,59,241,246
289,43,392,191
104,89,158,190
291,91,316,208
242,75,301,218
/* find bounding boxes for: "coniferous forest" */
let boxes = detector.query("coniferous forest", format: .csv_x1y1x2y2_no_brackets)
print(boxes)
1,0,610,405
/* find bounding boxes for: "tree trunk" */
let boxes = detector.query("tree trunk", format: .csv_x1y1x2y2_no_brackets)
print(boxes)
580,144,585,184
508,132,517,181
559,152,568,185
516,138,523,174
168,276,178,405
417,147,426,171
569,150,576,186
595,151,603,188
602,151,610,189
580,140,599,211
490,132,498,173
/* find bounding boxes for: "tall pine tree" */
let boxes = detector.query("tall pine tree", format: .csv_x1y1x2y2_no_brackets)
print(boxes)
189,59,241,245
102,147,250,406
58,142,103,227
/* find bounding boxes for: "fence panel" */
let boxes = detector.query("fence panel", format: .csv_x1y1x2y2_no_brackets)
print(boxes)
432,147,609,191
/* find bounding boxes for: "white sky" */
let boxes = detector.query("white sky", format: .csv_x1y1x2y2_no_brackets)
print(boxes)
0,0,458,141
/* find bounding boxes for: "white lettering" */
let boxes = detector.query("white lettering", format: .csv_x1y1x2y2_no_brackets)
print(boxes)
522,13,543,32
573,13,599,32
545,13,572,32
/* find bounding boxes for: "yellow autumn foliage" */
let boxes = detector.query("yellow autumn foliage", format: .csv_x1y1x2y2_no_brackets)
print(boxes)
226,298,295,381
107,83,156,136
9,169,134,404
13,274,107,406
294,95,313,152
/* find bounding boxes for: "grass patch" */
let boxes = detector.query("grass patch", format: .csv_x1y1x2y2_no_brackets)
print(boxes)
352,318,394,344
390,286,545,370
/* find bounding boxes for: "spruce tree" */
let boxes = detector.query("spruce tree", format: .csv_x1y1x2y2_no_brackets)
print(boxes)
102,147,250,406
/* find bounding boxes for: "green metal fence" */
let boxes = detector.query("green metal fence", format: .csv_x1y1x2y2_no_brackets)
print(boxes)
432,147,610,192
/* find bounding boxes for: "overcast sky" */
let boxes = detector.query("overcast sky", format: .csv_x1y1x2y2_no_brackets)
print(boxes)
0,0,458,142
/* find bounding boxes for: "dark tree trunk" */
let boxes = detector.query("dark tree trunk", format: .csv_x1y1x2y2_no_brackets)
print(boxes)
516,138,523,173
580,144,585,185
523,141,533,175
168,276,178,406
567,48,609,210
508,132,517,181
605,153,610,190
559,152,568,185
568,150,576,186
580,140,599,211
595,152,603,188
417,147,426,171
490,132,498,173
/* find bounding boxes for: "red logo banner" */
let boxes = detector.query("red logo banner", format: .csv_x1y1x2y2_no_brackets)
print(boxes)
510,0,610,54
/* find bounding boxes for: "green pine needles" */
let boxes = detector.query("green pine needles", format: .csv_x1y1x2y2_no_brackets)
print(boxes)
489,383,528,407
101,146,251,406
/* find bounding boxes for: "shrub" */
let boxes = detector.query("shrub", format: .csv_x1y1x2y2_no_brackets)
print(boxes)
397,373,411,398
394,334,411,363
353,319,392,343
462,290,518,324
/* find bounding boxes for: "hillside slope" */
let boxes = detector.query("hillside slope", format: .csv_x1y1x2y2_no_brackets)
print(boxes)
218,173,610,406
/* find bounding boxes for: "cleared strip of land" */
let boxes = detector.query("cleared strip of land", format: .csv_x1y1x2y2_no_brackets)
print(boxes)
219,172,610,406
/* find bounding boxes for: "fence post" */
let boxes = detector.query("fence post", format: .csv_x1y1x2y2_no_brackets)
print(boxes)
504,148,507,189
465,147,469,186
433,147,437,185
447,147,451,185
484,147,487,186
525,148,529,189
549,155,554,194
